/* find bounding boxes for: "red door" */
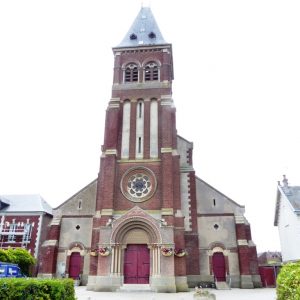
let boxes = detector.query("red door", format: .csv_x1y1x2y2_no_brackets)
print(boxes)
212,252,226,282
259,266,276,287
124,244,150,284
69,252,81,279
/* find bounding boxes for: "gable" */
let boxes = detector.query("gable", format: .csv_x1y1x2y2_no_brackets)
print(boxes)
54,179,97,216
196,177,245,215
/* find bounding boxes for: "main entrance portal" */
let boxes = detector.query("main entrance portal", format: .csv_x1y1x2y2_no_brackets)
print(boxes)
124,244,150,284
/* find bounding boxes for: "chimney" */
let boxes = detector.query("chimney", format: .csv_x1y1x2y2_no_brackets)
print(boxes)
282,175,288,187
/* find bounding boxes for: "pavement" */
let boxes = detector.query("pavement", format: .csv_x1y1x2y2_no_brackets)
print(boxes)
75,286,277,300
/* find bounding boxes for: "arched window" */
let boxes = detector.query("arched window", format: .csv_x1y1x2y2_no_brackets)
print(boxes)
144,62,159,81
124,63,138,82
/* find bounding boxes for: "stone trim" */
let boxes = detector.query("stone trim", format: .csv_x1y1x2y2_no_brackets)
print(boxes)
161,208,174,216
198,213,234,217
161,147,173,153
62,215,93,218
104,149,118,156
42,240,58,247
235,215,245,224
117,158,161,163
101,209,114,216
237,239,249,246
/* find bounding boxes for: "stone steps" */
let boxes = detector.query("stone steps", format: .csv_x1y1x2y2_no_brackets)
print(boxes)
215,281,230,290
118,284,152,292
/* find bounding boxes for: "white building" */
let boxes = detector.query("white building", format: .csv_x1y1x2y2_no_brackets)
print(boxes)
274,176,300,262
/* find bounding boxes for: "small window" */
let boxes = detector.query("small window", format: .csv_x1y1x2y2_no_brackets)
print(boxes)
138,102,142,118
22,224,32,243
124,63,138,83
148,32,156,39
213,199,216,206
8,223,17,242
76,225,80,230
130,33,137,40
214,224,219,230
78,199,82,210
144,62,159,81
138,137,142,153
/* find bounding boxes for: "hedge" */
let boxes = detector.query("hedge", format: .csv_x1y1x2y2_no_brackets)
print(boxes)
277,262,300,300
0,278,75,300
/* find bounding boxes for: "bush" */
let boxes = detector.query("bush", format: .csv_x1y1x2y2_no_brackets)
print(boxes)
0,248,36,276
277,262,300,300
0,278,75,300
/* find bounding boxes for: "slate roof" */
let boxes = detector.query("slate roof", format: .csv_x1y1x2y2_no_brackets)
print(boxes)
0,194,53,215
274,184,300,225
281,185,300,211
117,7,167,48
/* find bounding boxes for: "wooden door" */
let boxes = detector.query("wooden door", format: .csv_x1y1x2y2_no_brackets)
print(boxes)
69,252,81,279
124,244,150,284
212,252,226,282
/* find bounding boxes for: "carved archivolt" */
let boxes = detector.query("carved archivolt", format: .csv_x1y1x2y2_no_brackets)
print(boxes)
110,207,162,245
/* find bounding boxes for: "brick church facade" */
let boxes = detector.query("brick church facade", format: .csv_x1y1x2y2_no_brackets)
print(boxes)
38,7,261,291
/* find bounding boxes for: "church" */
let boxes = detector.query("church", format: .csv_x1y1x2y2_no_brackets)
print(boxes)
38,7,262,292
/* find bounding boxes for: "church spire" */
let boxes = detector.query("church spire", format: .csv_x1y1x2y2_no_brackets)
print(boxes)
117,7,166,47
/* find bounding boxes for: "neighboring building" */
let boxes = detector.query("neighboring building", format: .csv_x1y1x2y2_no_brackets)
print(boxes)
258,251,281,287
274,175,300,262
0,195,52,262
38,7,261,291
258,251,282,266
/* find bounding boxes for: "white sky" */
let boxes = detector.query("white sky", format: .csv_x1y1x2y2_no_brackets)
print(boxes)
1,0,300,253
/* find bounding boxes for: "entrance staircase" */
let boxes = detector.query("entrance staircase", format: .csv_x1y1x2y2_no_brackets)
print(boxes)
118,284,152,292
215,281,230,290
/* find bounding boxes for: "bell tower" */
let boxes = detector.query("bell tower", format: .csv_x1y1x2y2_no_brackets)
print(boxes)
88,7,191,292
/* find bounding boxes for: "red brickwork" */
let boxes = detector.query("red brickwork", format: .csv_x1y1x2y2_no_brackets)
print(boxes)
184,233,200,275
237,245,251,275
235,223,247,240
188,172,198,233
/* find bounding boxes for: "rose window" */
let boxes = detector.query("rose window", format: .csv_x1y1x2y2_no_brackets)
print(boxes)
128,174,151,198
120,167,157,202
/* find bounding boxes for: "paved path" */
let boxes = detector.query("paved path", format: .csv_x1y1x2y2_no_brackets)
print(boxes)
75,286,277,300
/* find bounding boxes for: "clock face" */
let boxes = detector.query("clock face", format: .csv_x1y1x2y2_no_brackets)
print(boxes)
121,167,157,202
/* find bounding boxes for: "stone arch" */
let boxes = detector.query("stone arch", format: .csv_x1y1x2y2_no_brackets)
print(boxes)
111,216,162,245
142,58,161,68
121,60,142,69
67,241,86,256
209,242,226,252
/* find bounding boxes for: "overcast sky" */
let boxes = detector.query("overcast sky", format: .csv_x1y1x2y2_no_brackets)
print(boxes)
1,0,300,252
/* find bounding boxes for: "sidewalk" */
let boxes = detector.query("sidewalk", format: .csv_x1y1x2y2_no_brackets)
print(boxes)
75,286,277,300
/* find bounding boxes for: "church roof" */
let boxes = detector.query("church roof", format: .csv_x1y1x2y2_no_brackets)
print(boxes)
0,194,53,215
117,7,167,48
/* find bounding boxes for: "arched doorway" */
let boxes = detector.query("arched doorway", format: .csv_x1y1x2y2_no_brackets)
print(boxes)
69,252,81,279
212,252,226,282
124,244,150,283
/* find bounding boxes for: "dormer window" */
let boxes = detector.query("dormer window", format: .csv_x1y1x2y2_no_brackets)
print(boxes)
124,63,138,82
144,62,159,81
148,32,156,39
130,33,137,40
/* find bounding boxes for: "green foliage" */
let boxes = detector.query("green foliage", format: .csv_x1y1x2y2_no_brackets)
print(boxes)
0,248,36,276
0,278,75,300
0,249,11,263
277,262,300,300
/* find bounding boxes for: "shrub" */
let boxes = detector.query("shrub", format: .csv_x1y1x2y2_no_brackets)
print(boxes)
0,248,36,276
277,262,300,300
0,278,75,300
